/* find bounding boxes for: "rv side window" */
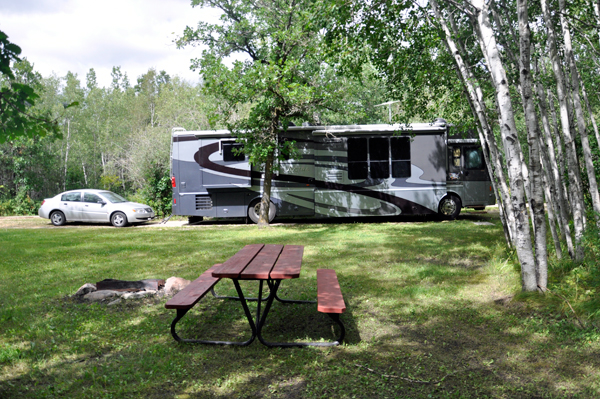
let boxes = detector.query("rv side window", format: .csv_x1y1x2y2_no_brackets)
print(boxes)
464,147,483,169
347,137,368,179
391,136,411,178
370,137,390,179
222,142,245,162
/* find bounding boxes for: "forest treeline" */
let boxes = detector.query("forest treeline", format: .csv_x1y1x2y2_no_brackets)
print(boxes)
0,64,213,216
0,59,389,217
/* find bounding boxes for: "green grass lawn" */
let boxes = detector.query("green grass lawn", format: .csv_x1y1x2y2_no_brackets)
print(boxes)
1,214,599,398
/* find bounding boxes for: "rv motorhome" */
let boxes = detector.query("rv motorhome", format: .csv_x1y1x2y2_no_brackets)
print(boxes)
170,120,496,223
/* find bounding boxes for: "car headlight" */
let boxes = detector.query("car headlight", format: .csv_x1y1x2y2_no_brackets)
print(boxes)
133,208,147,213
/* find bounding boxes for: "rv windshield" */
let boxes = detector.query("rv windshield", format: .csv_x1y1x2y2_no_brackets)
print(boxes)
100,191,127,203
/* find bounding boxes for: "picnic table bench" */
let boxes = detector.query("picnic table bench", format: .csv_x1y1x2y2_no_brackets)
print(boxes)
165,244,346,347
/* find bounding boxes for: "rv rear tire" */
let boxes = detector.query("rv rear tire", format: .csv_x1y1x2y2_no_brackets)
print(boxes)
438,195,461,220
248,199,276,224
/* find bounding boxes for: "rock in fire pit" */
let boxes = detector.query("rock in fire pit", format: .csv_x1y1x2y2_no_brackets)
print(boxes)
72,277,191,305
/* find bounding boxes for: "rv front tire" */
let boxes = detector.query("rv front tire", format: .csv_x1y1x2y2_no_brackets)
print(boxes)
248,199,276,224
438,195,461,220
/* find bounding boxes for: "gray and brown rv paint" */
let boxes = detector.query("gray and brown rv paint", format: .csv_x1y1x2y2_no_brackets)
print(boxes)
170,121,496,223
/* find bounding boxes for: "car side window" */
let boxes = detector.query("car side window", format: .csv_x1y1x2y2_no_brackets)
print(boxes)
61,192,81,202
83,193,102,203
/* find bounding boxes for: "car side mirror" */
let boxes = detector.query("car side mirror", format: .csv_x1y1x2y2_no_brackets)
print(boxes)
98,200,106,205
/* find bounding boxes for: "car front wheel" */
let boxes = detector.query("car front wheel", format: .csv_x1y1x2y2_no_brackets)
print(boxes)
50,211,66,226
438,195,462,220
111,212,128,227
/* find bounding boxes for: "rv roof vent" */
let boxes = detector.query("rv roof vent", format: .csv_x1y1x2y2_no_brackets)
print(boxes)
432,118,447,126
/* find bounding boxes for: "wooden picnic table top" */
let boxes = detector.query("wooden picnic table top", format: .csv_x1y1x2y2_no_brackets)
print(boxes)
212,244,304,280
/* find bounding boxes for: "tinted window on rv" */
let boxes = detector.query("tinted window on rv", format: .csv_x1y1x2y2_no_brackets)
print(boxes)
370,137,390,179
347,136,411,180
464,147,483,169
347,138,368,179
223,142,245,162
391,136,411,178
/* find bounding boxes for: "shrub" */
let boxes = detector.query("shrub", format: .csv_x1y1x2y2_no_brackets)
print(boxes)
140,167,172,217
0,190,41,216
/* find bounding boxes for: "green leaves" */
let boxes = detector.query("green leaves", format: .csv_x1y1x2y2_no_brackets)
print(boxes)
0,30,63,142
181,0,338,169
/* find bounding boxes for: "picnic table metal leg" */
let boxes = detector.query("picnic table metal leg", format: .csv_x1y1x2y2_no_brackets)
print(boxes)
232,279,258,338
255,279,344,348
169,292,257,346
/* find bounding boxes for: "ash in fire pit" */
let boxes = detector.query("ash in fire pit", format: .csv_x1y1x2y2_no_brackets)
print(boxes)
72,277,190,304
95,278,165,292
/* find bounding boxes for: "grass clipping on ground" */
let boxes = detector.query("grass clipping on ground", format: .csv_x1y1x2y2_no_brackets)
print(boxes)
1,213,599,398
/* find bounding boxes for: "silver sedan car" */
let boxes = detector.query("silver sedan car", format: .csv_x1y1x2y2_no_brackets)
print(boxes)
38,189,155,227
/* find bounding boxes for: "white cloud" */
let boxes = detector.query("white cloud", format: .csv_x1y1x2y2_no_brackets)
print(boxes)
0,0,222,87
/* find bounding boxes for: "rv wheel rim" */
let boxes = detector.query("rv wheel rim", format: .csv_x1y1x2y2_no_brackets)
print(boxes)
441,199,456,215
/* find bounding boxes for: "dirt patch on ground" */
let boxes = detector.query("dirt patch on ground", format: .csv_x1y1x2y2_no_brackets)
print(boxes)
0,216,53,229
0,216,184,229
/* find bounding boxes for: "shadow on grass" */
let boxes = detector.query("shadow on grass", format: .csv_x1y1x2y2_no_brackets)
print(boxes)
2,213,599,398
5,291,598,398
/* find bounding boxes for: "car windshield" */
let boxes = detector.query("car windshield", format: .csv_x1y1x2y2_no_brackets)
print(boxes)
100,191,128,203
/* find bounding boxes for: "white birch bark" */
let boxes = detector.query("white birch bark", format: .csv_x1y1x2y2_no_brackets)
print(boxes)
430,0,516,244
533,61,575,257
539,138,563,258
471,10,535,226
518,0,547,290
63,119,71,192
541,0,586,260
581,82,600,153
82,162,88,187
546,89,570,212
470,0,537,291
558,0,600,229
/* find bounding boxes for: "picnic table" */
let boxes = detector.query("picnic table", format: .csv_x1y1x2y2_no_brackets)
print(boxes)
165,244,346,348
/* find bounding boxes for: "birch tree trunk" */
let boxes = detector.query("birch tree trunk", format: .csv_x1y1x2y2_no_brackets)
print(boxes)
541,0,586,260
430,0,516,245
581,82,600,152
63,118,71,192
82,162,88,187
470,0,537,291
539,136,563,259
533,59,574,257
518,0,547,289
546,89,570,213
558,0,600,229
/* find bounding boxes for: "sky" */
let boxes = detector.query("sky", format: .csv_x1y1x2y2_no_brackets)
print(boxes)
0,0,222,88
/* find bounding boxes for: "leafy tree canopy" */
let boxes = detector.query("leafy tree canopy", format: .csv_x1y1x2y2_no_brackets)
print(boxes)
0,30,75,143
178,0,364,166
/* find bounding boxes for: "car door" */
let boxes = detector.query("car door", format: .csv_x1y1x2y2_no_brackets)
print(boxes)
59,192,83,221
81,192,109,222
